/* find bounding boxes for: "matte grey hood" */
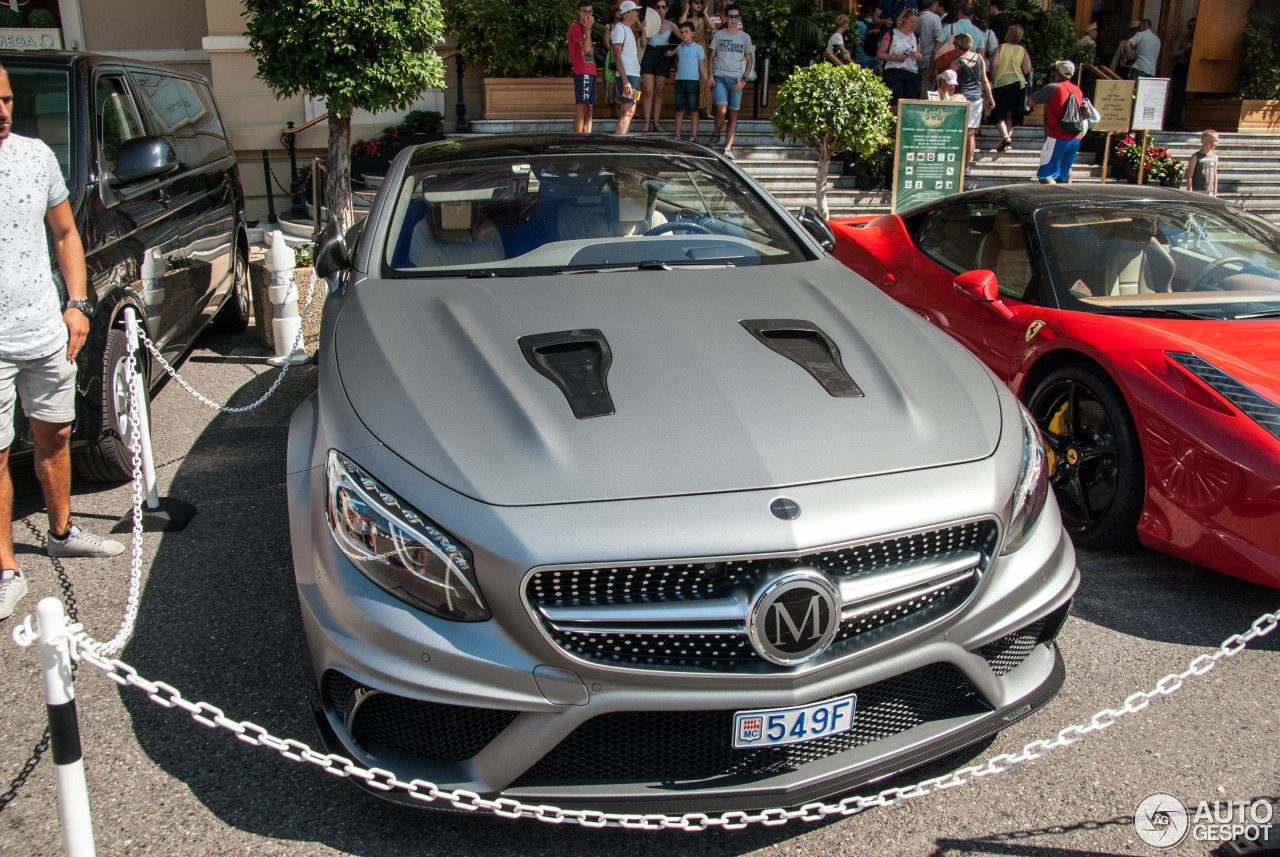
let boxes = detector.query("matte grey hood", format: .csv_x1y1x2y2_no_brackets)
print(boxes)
335,261,1003,506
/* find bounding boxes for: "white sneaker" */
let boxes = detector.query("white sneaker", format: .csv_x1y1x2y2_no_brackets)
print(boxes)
0,569,27,620
48,524,125,559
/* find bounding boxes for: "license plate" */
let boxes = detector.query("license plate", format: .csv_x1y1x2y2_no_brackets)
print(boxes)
732,694,857,749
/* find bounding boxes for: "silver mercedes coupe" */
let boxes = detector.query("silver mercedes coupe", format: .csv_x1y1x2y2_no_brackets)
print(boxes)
285,134,1078,815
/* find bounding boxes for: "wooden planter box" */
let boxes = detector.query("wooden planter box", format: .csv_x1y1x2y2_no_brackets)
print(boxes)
1181,98,1280,134
484,78,575,119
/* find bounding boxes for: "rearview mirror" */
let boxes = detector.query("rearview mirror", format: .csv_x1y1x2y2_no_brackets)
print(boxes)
313,220,350,290
954,270,1015,319
798,207,836,252
111,136,179,185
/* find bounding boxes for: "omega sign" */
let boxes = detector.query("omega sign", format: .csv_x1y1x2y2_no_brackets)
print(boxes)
747,570,841,665
0,29,63,51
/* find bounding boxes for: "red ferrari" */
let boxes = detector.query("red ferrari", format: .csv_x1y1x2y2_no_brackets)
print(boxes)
831,184,1280,588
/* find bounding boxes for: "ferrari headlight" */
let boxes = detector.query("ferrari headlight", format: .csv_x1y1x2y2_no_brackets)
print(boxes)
1002,404,1049,555
325,450,489,621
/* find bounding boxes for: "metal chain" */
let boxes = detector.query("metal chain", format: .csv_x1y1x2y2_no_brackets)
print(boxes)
0,728,49,813
136,272,319,414
12,606,1278,830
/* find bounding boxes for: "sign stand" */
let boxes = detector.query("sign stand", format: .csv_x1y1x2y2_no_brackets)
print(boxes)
1130,77,1170,186
1091,79,1136,185
1100,132,1111,185
891,100,968,214
1137,129,1150,185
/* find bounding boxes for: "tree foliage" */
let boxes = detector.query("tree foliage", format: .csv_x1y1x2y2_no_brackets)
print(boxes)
445,0,592,79
243,0,446,231
1005,0,1076,89
741,0,835,82
1239,11,1280,100
771,63,892,218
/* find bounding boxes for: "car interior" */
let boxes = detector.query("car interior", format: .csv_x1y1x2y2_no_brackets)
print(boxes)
6,65,72,181
384,157,806,273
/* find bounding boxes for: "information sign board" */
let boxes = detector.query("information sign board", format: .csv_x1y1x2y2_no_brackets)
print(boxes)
891,100,968,214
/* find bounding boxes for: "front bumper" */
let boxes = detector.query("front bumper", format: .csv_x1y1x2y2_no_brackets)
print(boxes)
286,392,1078,813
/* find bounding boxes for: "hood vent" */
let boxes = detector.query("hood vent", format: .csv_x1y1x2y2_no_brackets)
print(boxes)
740,319,864,398
519,329,616,419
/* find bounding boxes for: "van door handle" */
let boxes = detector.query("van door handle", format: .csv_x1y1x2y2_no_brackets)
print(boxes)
158,188,171,206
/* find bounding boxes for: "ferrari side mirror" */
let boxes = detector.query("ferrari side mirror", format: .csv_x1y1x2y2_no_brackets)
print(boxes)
954,270,1015,320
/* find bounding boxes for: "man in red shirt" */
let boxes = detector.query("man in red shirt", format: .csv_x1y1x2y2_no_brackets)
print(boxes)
1027,59,1084,184
568,1,597,133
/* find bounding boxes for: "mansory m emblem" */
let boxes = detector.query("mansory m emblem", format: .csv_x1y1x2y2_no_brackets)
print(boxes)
747,570,841,665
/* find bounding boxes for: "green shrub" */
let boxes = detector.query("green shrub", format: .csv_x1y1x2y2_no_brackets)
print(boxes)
1006,0,1076,89
1239,11,1280,100
398,109,445,135
741,0,834,82
27,9,57,28
0,8,22,27
445,0,593,78
772,63,892,218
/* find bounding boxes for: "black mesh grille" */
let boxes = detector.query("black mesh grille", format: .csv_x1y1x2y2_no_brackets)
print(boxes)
520,663,984,782
322,670,518,762
527,521,997,669
977,620,1046,677
526,520,998,607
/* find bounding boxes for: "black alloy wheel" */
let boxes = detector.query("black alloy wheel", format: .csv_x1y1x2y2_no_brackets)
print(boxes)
212,247,252,333
1027,364,1144,550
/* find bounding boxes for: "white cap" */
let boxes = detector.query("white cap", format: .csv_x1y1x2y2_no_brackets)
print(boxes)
618,1,640,13
1056,59,1076,78
939,69,958,86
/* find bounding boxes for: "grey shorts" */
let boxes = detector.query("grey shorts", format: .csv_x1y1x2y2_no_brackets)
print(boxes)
0,348,76,448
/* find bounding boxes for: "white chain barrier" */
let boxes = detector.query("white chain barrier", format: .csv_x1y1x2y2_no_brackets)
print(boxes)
13,604,1278,830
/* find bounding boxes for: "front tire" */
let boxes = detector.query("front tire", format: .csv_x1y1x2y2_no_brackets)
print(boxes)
1027,364,1144,550
73,328,149,483
212,248,251,334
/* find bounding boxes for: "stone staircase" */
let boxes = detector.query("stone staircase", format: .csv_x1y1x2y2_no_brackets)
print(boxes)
459,119,1280,221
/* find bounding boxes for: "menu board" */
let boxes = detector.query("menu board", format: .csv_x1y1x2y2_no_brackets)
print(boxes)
1091,79,1135,134
892,100,968,214
1132,77,1170,131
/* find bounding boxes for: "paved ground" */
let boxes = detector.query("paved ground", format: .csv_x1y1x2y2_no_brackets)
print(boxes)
0,319,1277,857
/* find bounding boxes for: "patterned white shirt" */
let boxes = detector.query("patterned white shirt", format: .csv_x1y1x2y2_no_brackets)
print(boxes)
0,133,69,361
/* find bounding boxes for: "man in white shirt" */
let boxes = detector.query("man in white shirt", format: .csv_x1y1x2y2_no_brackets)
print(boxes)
0,65,124,620
1124,18,1161,79
611,0,642,134
916,0,944,96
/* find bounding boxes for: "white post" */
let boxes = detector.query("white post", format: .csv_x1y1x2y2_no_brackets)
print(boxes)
265,231,309,366
121,307,160,510
139,248,165,330
36,598,97,857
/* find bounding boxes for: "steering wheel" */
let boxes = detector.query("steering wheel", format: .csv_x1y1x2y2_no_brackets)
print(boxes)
644,221,714,236
1188,256,1250,291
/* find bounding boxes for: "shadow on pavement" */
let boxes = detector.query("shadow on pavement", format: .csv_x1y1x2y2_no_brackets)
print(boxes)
111,328,804,856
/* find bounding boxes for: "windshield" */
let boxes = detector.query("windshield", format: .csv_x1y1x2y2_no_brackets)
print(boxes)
5,64,73,185
1036,203,1280,320
382,152,810,276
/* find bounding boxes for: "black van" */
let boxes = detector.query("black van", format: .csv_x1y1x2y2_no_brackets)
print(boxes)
1,51,249,481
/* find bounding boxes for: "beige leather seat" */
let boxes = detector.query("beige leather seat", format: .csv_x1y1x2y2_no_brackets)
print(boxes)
977,210,1032,298
1096,237,1174,296
409,201,505,268
599,182,667,236
38,113,70,174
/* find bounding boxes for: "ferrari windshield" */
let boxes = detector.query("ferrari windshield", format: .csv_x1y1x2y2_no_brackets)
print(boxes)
381,152,809,275
1036,203,1280,319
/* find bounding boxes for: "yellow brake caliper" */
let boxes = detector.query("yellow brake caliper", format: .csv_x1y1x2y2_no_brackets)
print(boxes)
1046,402,1069,474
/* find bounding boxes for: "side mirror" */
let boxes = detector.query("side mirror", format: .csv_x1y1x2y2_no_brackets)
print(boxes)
313,220,351,288
954,270,1015,319
111,136,179,185
798,206,836,252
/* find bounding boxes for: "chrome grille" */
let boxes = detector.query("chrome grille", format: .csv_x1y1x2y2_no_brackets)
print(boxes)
526,519,998,672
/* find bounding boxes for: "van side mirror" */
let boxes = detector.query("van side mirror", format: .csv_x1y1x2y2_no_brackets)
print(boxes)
954,270,1015,319
798,206,836,252
313,220,350,286
111,136,179,185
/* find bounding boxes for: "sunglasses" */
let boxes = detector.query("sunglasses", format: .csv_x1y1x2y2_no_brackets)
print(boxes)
728,13,741,18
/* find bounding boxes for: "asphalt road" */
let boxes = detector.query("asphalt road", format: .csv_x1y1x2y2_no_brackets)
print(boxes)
0,321,1277,857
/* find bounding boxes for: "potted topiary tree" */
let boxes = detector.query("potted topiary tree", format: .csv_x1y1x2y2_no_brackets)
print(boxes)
770,63,892,220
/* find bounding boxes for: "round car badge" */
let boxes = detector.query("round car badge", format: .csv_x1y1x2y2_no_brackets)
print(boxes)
747,570,841,665
1066,448,1079,466
770,497,801,520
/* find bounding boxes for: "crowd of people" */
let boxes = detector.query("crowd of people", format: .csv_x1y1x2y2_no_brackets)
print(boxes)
566,1,1217,195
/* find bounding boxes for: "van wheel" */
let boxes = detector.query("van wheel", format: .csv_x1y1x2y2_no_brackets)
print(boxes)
73,328,149,483
213,249,251,333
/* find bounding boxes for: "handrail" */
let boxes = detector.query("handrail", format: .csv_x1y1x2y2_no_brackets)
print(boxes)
1085,63,1122,81
280,112,329,137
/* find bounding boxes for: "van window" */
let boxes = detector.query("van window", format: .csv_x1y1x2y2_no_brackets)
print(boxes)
4,64,73,182
96,76,146,174
128,71,231,166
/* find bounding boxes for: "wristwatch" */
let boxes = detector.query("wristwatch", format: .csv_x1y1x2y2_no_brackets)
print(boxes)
65,299,91,317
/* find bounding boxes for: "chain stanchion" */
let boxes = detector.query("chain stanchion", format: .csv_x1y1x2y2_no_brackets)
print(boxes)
111,306,196,534
13,604,1279,831
35,598,96,856
265,231,310,367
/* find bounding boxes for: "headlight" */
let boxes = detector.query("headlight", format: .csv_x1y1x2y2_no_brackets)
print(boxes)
1002,404,1049,555
325,450,489,621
